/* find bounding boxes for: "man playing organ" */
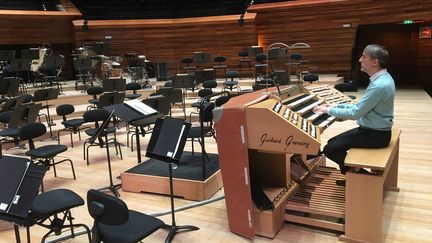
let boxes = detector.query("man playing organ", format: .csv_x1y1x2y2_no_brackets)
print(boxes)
313,44,395,186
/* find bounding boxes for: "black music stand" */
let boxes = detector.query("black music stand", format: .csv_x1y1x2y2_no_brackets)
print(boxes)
0,50,15,62
194,52,211,69
105,100,158,164
172,74,195,119
0,77,20,98
33,88,59,138
145,117,199,243
128,57,148,83
102,78,126,92
248,46,263,57
0,155,47,243
73,58,93,91
90,110,121,197
9,59,31,85
20,49,39,60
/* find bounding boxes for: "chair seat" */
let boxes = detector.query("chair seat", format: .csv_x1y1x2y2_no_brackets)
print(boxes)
191,100,210,108
62,118,86,128
85,126,116,137
188,126,212,139
26,144,68,158
213,64,227,69
0,127,19,137
99,210,165,243
254,64,268,68
125,93,142,100
30,189,84,217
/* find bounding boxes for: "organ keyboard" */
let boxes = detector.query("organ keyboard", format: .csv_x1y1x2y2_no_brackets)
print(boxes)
214,84,353,239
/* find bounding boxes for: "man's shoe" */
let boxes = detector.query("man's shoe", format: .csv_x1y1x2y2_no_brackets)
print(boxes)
336,179,346,186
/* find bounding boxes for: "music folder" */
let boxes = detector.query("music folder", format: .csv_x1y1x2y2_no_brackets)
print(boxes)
146,117,191,164
0,155,46,218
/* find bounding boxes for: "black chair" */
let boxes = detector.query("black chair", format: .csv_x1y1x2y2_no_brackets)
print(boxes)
254,53,268,81
238,51,253,78
223,70,240,92
56,104,87,148
86,86,104,110
19,122,76,189
181,57,196,72
83,109,122,165
87,189,167,243
24,189,91,243
126,96,170,152
191,79,217,109
187,102,215,156
125,82,142,100
213,56,227,78
215,95,230,107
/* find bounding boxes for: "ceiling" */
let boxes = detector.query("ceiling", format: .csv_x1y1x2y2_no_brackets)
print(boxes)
0,0,293,19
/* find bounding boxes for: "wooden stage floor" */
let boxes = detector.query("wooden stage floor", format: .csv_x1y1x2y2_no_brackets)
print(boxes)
0,87,432,242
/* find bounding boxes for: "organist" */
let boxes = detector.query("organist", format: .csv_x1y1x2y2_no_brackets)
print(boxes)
313,44,395,186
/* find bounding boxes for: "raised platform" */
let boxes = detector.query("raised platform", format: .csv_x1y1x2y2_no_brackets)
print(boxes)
121,152,223,201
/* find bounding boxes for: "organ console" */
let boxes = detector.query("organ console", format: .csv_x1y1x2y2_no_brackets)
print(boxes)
213,84,353,238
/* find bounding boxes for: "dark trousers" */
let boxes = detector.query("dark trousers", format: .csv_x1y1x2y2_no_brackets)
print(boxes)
323,126,391,174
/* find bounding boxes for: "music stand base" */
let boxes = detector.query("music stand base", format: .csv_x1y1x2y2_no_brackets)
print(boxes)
164,224,199,243
98,183,121,197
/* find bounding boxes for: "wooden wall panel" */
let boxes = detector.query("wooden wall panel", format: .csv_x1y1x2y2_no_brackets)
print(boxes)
250,0,432,81
73,14,257,75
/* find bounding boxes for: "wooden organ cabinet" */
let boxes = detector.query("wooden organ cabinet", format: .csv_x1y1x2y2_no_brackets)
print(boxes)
213,84,353,239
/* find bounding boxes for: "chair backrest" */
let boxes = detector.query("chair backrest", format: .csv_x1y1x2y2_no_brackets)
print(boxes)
87,86,104,97
303,74,319,83
255,53,267,64
224,70,239,80
83,109,110,127
289,53,302,60
126,82,141,92
182,57,194,65
87,189,129,226
215,95,230,107
19,122,46,149
201,102,215,123
56,104,75,119
197,89,213,98
214,56,226,63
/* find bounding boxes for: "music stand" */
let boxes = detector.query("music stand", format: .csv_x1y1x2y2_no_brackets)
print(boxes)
20,49,39,60
0,77,20,98
33,88,59,138
73,58,93,90
105,100,158,164
194,52,211,69
248,46,263,57
90,109,121,197
172,73,195,118
145,117,199,242
102,78,126,92
0,155,47,243
0,50,16,61
9,59,32,84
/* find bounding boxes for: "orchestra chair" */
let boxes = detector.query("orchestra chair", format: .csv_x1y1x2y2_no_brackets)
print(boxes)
238,51,253,78
87,189,167,243
191,80,217,109
181,57,196,73
223,70,240,92
82,109,122,165
56,104,88,148
187,102,216,157
19,122,76,191
126,95,170,152
125,82,142,100
213,56,228,78
24,189,91,243
254,53,268,82
215,95,230,107
86,86,104,110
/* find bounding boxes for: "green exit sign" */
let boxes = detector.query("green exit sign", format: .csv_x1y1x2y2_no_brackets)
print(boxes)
403,20,413,24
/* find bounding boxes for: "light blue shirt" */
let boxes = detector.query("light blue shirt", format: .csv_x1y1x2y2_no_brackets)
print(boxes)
328,69,395,131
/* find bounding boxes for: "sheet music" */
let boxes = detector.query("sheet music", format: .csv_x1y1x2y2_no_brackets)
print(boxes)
124,99,157,116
